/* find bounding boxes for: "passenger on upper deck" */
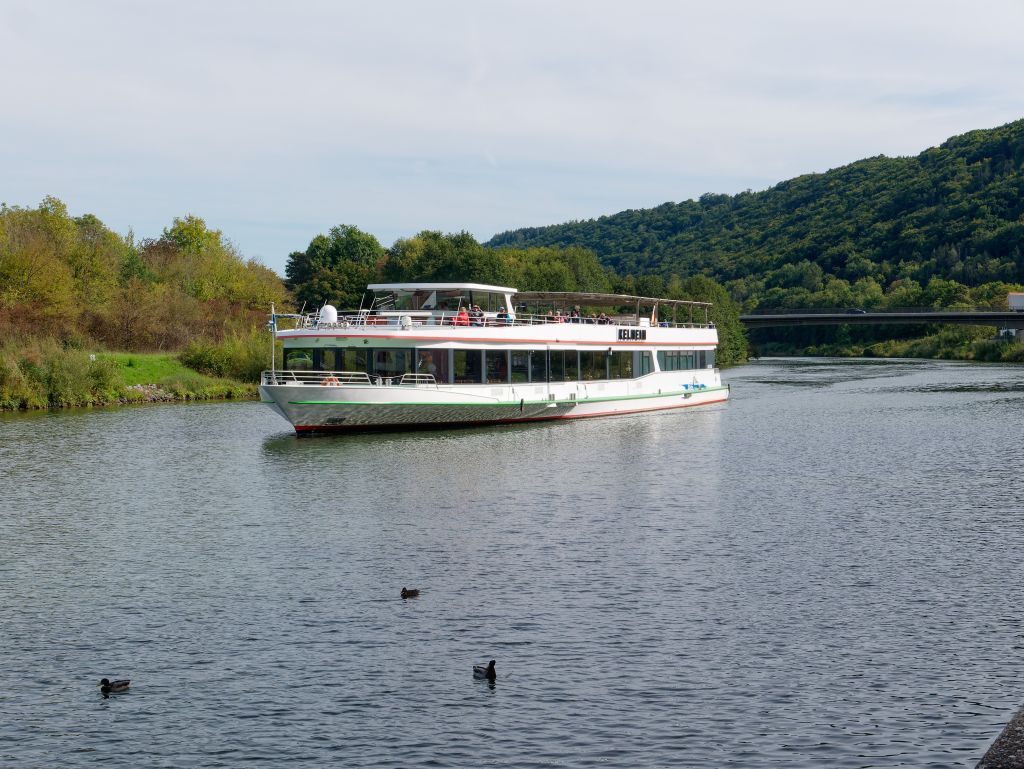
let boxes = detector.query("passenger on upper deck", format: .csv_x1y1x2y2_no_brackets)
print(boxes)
455,307,470,326
469,305,485,326
496,307,512,326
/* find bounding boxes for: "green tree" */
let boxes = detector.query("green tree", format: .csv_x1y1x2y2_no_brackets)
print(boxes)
678,275,747,366
162,214,224,255
286,224,385,309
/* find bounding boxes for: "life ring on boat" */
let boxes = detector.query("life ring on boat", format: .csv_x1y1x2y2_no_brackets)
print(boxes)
320,376,341,386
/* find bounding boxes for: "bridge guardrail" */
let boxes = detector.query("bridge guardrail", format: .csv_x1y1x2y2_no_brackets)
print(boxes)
742,306,1012,315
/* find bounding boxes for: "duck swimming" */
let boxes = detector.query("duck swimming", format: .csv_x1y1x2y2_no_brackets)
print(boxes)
400,587,420,599
99,678,130,694
473,660,496,681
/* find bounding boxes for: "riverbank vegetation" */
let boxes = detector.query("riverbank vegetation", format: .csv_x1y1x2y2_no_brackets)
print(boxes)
0,199,282,409
0,342,255,410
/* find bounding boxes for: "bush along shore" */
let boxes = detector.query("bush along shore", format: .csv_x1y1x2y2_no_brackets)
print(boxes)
0,339,261,411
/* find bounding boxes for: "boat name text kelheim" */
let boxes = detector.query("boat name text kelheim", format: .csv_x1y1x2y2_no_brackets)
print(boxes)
617,328,647,340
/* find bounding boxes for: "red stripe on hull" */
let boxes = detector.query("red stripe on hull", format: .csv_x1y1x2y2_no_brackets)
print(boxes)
292,396,728,433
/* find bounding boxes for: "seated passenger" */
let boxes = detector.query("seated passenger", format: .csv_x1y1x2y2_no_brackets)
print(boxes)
455,307,470,326
496,307,512,326
469,305,485,326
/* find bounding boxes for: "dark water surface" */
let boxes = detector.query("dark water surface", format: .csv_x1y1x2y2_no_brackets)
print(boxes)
2,358,1022,767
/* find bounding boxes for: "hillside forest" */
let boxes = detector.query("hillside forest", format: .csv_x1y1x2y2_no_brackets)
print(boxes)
488,119,1024,356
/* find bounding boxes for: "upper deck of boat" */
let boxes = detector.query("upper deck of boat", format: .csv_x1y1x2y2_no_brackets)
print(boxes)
275,285,715,337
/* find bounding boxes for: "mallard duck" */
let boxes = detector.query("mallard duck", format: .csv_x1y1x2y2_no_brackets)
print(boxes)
473,660,496,681
99,678,130,694
400,587,420,599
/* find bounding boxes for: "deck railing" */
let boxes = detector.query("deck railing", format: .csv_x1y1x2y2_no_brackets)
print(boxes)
288,310,713,331
261,371,439,388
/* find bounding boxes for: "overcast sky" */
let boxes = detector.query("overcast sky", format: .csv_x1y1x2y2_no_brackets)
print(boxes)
2,0,1023,275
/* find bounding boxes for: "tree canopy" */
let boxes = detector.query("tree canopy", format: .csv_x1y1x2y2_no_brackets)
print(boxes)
284,226,748,364
0,199,289,350
285,224,386,309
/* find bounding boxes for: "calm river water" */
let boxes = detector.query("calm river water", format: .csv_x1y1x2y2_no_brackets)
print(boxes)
2,358,1023,768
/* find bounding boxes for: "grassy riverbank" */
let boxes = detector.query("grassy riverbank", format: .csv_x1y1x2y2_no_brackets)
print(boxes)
0,340,257,411
103,352,258,401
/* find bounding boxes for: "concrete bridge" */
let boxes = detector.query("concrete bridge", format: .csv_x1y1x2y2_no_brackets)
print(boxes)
740,310,1024,329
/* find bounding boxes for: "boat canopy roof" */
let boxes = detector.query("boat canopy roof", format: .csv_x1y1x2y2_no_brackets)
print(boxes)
368,282,518,294
513,291,711,308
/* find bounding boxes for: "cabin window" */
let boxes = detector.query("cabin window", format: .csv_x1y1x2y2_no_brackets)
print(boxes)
529,350,548,383
549,351,564,382
454,350,483,383
609,351,633,379
549,350,578,381
411,290,437,310
372,348,414,377
286,348,314,370
511,352,529,383
657,351,696,371
339,348,369,373
564,351,579,381
469,292,506,312
485,350,509,383
694,350,716,369
416,350,448,383
320,349,340,371
579,351,607,380
638,351,653,376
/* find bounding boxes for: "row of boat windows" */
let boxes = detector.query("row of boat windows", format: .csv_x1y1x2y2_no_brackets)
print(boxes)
283,348,713,384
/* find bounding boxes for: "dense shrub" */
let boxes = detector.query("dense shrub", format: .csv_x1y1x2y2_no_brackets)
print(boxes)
179,330,272,383
0,337,125,409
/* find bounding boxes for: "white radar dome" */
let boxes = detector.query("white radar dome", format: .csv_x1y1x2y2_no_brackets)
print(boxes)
318,304,338,325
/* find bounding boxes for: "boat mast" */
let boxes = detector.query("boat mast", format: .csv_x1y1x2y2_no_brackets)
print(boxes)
270,302,276,382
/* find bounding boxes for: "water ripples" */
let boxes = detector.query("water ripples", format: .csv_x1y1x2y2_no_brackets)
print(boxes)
2,359,1023,766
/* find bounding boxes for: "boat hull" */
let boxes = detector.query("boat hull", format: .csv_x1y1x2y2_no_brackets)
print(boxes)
259,377,728,433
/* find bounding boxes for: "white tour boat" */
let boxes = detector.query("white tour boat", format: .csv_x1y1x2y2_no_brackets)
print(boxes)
259,282,729,432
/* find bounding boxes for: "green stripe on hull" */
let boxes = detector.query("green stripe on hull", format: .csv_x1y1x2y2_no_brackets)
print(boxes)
286,384,729,407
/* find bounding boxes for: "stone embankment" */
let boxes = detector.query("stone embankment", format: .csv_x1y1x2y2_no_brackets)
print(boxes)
978,707,1024,768
121,384,176,403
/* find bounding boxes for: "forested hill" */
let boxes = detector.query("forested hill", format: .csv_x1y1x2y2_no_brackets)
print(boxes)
486,119,1024,308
